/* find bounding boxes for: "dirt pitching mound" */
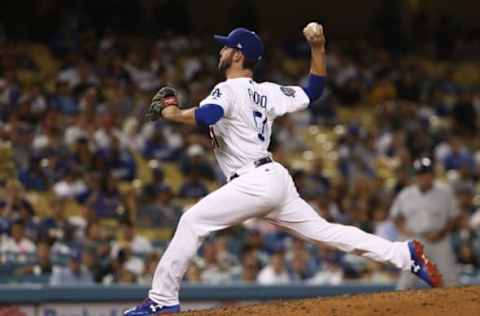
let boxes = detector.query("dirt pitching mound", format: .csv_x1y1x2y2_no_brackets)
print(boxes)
181,286,480,316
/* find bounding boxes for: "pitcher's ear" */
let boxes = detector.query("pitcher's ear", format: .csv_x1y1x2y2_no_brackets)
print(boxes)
233,50,244,62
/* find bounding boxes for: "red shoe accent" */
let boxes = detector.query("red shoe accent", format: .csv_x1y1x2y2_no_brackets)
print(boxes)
412,240,444,287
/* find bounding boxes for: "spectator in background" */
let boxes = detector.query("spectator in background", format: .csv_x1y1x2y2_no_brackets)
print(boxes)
14,241,53,280
78,223,110,281
8,121,35,170
39,197,76,248
0,183,16,233
456,242,479,276
138,184,181,228
0,180,39,240
14,200,40,241
80,249,100,280
67,136,94,170
86,173,123,218
390,157,460,288
18,156,50,191
142,126,178,161
443,136,475,172
94,135,136,181
0,221,36,263
53,164,89,203
454,208,480,276
25,84,48,118
50,79,78,115
308,244,344,285
286,238,317,281
145,161,165,192
180,145,216,181
199,241,232,284
15,95,38,125
185,261,202,283
452,186,480,275
235,244,261,283
50,251,94,285
138,252,161,285
82,222,108,254
214,235,238,269
257,249,290,285
308,158,331,194
115,246,145,278
111,221,153,258
288,247,315,282
456,184,477,217
243,229,269,266
337,125,376,185
99,247,138,284
123,49,159,92
58,58,99,92
178,170,209,199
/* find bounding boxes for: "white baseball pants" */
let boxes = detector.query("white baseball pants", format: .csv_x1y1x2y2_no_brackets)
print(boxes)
149,162,411,305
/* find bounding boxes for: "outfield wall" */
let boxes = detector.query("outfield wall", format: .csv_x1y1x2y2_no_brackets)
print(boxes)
0,283,395,316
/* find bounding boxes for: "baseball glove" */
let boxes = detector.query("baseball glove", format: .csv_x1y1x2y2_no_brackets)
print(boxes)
144,86,179,122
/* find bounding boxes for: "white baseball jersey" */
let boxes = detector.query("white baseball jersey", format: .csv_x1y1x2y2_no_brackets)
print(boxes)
199,77,310,177
390,181,460,235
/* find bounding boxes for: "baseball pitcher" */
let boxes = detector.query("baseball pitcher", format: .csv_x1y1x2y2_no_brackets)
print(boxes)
125,23,442,315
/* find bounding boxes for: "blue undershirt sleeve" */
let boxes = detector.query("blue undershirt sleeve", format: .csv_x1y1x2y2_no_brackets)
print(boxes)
194,103,225,127
302,74,326,104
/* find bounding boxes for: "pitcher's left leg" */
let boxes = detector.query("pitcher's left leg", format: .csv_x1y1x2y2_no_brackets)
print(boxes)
266,197,443,287
149,183,273,306
267,197,411,270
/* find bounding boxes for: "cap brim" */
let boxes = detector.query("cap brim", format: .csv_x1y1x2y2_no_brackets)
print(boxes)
213,35,230,46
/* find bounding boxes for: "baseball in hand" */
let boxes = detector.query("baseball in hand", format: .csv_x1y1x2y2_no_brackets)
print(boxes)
303,22,325,46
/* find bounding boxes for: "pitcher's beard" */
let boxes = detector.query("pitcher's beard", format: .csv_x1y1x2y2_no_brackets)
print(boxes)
218,59,232,73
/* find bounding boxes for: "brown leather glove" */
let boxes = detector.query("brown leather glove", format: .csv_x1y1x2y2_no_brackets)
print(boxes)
144,86,179,122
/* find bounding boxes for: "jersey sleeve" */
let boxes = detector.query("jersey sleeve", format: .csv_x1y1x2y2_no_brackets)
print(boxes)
264,82,310,118
199,82,234,118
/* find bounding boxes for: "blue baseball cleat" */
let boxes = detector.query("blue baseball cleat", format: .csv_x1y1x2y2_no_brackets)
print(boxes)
408,240,443,287
124,298,180,315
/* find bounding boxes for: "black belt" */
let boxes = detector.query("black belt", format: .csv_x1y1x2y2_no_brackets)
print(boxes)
229,157,273,181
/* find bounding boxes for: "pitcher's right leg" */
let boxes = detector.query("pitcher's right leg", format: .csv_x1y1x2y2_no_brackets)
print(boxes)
124,177,275,316
148,186,274,306
143,163,289,312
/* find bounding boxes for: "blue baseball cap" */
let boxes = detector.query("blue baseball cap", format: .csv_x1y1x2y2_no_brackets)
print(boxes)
214,27,264,62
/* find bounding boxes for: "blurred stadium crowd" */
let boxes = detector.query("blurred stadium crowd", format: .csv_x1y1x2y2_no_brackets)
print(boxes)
1,22,480,287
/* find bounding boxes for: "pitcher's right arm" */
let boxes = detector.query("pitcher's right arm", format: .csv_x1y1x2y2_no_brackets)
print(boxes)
302,22,327,104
